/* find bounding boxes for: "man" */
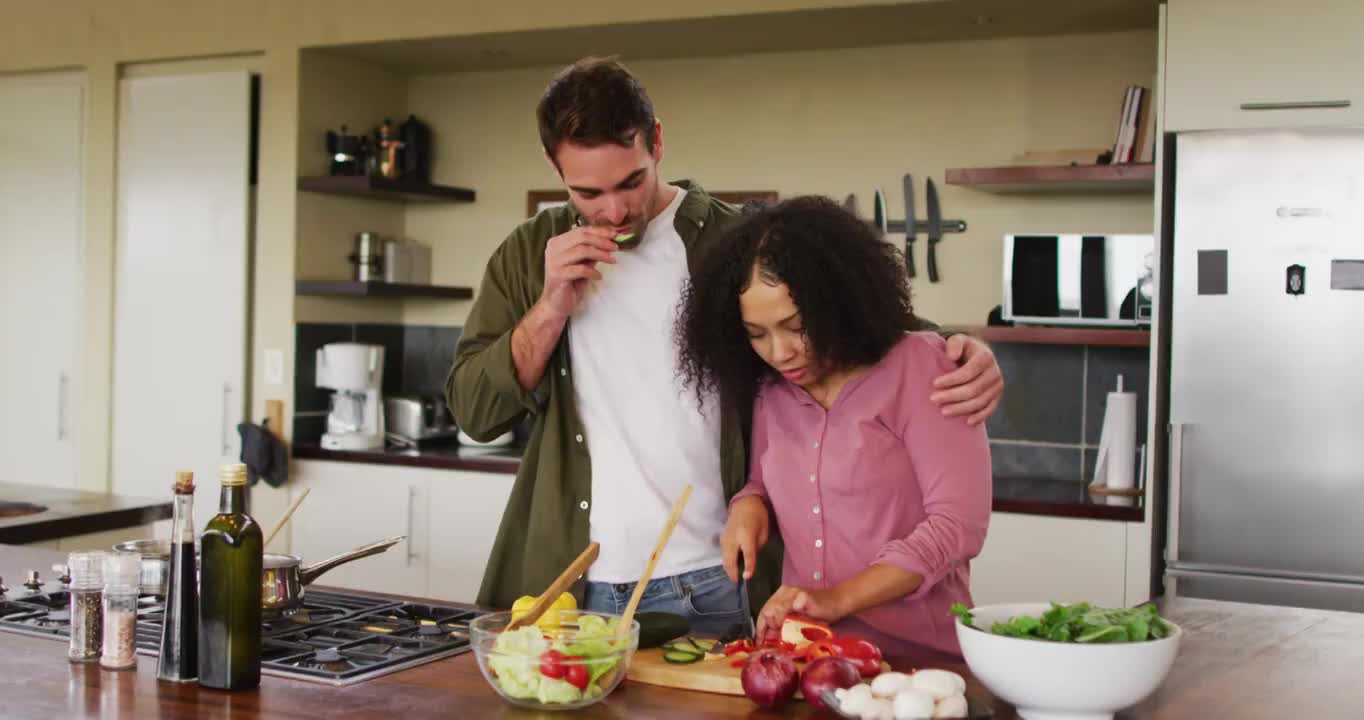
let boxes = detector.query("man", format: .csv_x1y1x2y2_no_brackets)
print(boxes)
448,57,1004,634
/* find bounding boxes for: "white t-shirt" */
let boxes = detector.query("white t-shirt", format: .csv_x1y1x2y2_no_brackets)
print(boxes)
569,185,727,583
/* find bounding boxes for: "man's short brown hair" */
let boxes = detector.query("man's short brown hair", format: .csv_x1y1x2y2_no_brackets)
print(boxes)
537,56,657,165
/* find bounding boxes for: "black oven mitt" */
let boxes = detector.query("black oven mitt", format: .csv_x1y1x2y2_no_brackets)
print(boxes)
237,420,289,488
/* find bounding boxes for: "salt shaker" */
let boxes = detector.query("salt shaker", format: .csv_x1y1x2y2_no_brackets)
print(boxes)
67,551,105,663
100,552,141,671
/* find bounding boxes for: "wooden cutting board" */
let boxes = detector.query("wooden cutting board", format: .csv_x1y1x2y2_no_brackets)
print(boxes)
626,648,891,696
625,648,751,695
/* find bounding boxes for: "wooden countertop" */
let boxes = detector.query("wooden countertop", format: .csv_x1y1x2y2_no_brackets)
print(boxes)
0,484,172,544
3,544,1362,718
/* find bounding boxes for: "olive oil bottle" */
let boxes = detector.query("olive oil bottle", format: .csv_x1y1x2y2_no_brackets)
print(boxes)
198,463,263,690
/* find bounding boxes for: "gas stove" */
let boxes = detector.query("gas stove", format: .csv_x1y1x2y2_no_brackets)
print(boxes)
0,578,481,686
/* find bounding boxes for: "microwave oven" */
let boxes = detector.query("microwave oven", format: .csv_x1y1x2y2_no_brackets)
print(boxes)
1002,233,1154,327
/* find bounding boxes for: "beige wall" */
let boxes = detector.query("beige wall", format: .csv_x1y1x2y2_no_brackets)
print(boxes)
403,30,1157,328
0,0,901,529
0,1,1153,541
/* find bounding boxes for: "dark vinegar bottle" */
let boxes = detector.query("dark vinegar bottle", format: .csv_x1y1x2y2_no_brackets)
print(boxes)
157,470,199,683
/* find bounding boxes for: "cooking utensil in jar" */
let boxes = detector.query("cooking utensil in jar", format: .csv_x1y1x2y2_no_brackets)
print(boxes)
263,488,310,548
262,535,406,617
616,484,692,643
505,541,600,632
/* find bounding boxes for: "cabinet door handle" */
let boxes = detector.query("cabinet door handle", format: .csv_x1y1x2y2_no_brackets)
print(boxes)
1240,100,1351,111
221,383,232,456
406,486,418,565
57,373,68,441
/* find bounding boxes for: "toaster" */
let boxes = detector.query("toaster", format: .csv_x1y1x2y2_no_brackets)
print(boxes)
384,394,460,447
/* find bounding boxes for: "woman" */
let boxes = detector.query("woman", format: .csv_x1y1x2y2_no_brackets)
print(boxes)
674,195,991,657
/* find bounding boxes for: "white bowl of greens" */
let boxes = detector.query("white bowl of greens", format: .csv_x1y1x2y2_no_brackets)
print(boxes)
471,610,638,710
951,602,1180,720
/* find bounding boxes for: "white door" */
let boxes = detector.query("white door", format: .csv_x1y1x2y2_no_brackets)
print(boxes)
112,70,251,530
287,461,430,598
0,72,84,489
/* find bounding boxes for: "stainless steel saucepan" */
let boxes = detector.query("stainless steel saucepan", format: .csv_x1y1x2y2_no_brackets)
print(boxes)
111,535,406,616
262,536,405,617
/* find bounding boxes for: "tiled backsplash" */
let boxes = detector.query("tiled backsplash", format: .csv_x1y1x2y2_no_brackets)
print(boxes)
294,322,462,443
986,342,1150,486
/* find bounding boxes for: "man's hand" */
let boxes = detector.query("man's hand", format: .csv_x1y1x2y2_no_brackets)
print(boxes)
721,496,770,583
755,585,848,641
539,226,619,319
930,334,1003,426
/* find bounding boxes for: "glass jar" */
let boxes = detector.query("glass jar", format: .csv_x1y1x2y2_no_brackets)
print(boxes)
67,551,106,663
100,552,142,671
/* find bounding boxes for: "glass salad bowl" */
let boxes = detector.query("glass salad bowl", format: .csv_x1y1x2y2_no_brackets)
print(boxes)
470,610,639,710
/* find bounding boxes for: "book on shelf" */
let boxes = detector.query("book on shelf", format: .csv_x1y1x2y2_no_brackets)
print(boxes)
1109,84,1152,165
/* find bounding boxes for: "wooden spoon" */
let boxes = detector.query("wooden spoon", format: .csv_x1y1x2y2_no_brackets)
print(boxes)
615,484,693,643
505,541,601,632
263,488,310,548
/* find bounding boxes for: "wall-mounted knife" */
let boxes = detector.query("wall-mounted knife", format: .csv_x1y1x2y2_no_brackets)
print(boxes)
903,174,917,278
926,178,943,283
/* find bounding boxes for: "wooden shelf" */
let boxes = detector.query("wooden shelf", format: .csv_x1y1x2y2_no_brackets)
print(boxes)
297,175,476,203
951,325,1150,348
945,163,1154,193
296,280,473,299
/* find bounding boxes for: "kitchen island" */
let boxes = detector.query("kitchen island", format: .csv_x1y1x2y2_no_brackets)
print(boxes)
0,484,172,545
1,543,1359,718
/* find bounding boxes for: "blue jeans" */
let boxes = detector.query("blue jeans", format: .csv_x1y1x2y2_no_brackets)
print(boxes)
583,565,750,637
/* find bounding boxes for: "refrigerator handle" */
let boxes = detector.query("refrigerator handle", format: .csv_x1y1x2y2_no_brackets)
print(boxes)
1166,422,1186,565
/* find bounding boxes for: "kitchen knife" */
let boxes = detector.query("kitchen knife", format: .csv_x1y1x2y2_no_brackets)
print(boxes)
872,188,888,237
926,178,943,283
903,174,917,278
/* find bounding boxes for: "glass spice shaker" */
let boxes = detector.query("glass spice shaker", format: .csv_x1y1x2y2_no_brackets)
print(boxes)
100,552,142,671
67,551,106,663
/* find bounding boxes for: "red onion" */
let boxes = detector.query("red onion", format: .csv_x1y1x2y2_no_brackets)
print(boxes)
740,650,800,709
800,657,862,711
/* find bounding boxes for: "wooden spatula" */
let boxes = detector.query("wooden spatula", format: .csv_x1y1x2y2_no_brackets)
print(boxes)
505,541,601,632
615,484,693,643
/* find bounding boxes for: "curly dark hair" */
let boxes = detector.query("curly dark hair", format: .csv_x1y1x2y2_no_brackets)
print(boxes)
675,195,917,413
536,56,657,167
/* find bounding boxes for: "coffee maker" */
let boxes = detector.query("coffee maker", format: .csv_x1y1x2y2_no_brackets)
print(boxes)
316,342,385,450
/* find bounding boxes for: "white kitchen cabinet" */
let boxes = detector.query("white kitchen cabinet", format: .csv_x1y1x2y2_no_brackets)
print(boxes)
1164,0,1364,131
969,512,1129,608
0,72,84,490
110,68,254,533
287,461,431,598
426,471,514,605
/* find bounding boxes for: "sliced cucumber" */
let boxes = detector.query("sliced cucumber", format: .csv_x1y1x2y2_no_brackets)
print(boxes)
662,649,703,664
686,637,719,653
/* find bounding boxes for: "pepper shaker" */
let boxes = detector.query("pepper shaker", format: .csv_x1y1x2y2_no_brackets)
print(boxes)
67,552,106,663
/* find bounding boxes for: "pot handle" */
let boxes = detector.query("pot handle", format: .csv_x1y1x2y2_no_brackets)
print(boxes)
299,535,407,585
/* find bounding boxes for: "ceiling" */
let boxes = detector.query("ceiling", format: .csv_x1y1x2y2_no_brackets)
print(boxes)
319,0,1160,75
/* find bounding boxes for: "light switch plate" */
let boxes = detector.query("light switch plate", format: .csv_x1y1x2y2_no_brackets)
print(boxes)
264,349,284,385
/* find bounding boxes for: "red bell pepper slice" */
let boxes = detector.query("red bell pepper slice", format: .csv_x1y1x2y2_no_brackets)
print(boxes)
829,636,883,678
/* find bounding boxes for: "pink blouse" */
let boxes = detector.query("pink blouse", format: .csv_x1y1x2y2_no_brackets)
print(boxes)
734,333,992,656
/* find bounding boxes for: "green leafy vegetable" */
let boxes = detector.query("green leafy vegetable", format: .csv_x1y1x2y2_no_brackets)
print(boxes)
952,602,1172,644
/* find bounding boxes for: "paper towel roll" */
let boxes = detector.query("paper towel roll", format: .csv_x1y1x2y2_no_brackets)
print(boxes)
1093,375,1138,490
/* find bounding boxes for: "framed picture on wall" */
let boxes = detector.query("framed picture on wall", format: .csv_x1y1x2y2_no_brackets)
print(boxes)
526,189,779,218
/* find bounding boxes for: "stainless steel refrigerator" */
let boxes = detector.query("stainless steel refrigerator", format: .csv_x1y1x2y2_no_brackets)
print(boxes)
1164,127,1364,613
